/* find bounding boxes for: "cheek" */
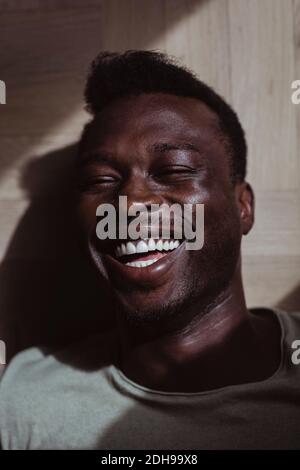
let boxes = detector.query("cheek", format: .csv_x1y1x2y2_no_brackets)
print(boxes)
77,196,100,235
199,189,241,242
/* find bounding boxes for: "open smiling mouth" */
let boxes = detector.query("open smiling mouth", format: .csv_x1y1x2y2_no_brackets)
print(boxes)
89,233,187,285
111,238,183,268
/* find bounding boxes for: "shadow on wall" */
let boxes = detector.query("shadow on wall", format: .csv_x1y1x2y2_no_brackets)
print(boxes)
0,0,206,360
0,0,205,177
0,144,115,360
1,143,300,363
1,0,299,363
0,1,299,451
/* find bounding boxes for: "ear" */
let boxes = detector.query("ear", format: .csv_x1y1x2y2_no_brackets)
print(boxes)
235,181,255,235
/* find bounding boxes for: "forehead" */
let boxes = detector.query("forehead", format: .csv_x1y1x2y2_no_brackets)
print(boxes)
82,93,223,153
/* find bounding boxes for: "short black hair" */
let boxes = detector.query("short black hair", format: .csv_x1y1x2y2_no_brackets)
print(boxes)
80,50,247,183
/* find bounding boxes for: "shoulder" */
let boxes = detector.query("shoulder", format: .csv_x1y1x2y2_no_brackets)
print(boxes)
274,309,300,338
250,307,300,336
0,346,48,449
0,328,115,389
0,346,46,404
0,330,116,449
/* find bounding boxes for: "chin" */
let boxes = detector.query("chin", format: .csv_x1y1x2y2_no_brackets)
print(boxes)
113,285,199,329
113,292,166,324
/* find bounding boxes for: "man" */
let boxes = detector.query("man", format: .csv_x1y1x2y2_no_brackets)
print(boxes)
0,50,299,449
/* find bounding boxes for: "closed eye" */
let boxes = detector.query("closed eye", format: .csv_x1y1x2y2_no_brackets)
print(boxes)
78,175,120,192
91,176,119,183
153,165,198,180
158,165,197,174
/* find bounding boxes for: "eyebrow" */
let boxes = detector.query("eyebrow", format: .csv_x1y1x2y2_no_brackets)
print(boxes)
78,141,202,167
147,142,202,154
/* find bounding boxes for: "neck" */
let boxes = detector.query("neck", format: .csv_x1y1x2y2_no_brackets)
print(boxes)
114,267,280,392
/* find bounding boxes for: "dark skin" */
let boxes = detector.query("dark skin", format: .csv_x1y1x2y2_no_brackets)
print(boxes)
77,93,281,392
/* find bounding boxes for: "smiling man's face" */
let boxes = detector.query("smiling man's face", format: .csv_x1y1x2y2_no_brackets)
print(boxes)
77,93,250,325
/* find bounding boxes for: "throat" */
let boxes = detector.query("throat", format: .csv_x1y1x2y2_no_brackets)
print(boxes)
114,308,282,393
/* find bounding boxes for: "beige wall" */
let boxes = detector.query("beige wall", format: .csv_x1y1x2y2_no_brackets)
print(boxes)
0,0,299,358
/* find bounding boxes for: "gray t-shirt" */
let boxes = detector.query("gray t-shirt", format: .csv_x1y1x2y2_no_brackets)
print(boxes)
0,308,300,450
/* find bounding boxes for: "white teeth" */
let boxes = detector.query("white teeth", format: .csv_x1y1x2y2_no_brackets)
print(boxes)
163,240,170,251
126,242,136,255
136,240,149,254
126,258,158,268
114,238,182,257
156,240,163,251
148,238,156,251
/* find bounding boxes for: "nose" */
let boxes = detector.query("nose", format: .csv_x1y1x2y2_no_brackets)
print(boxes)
115,173,171,240
118,173,164,213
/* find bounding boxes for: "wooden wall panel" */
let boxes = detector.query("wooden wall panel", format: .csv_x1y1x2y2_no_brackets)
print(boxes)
0,0,299,356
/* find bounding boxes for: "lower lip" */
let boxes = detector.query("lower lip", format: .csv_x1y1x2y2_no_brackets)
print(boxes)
100,242,186,286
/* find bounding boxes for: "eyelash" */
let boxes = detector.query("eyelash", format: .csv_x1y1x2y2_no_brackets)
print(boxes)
79,166,198,192
90,176,118,183
158,166,195,173
78,176,119,192
153,166,197,178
